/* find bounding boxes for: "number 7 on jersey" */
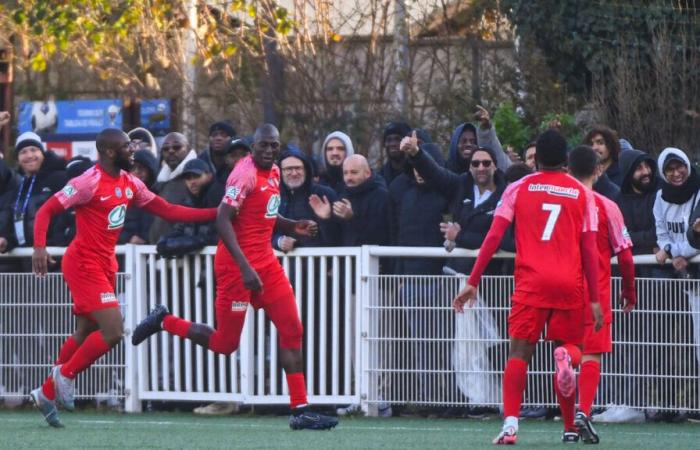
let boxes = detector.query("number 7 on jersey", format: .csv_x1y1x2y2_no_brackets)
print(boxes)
541,203,561,241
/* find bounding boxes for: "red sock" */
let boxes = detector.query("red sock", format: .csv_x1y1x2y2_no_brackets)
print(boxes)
578,360,601,416
562,343,582,368
503,358,528,418
286,372,308,409
41,376,56,400
553,373,576,431
163,315,192,338
60,331,111,379
55,336,80,365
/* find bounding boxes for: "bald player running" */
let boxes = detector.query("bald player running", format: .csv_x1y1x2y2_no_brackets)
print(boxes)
30,128,217,427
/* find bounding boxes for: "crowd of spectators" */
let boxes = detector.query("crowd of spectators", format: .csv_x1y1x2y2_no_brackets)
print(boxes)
1,109,700,420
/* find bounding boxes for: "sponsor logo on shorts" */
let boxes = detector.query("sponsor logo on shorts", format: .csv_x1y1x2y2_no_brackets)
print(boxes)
61,185,77,198
265,194,280,218
100,292,117,303
107,204,127,229
231,301,248,312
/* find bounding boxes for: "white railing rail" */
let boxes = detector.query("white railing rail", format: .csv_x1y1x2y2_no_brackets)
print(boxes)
1,245,699,415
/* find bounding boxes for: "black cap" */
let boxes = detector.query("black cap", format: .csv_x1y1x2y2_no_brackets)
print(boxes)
181,159,212,177
209,121,236,137
536,130,568,168
383,121,412,140
225,137,252,154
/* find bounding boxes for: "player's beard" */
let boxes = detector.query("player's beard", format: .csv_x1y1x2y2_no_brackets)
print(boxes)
115,153,133,171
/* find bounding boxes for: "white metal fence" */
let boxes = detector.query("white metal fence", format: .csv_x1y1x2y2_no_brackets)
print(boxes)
1,246,699,414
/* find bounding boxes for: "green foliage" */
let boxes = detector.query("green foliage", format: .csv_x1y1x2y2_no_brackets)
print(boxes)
492,101,532,152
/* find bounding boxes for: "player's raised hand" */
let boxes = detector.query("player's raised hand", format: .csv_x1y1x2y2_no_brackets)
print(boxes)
399,130,419,156
453,284,477,313
242,265,263,292
309,194,331,219
0,111,10,128
32,247,55,277
619,288,637,313
332,199,354,220
474,105,491,129
294,219,318,237
591,302,604,331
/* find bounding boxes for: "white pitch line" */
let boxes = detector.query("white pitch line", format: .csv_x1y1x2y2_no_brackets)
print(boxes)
3,417,700,437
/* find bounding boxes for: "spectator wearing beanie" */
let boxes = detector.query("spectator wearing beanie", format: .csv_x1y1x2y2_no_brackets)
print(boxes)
198,121,236,182
2,132,70,252
380,121,412,185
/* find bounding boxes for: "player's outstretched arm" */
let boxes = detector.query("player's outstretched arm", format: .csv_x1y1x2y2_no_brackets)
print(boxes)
216,202,262,291
32,196,64,276
617,247,637,313
142,196,217,223
452,215,510,312
275,214,318,238
581,231,603,330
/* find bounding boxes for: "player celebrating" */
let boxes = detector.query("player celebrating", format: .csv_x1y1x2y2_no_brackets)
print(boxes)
132,124,338,430
443,130,604,445
568,145,636,444
30,129,217,428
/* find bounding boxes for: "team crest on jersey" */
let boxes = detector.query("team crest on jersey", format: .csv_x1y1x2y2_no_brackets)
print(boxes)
100,292,117,303
125,187,133,199
265,194,281,218
61,185,77,198
226,186,241,201
107,204,127,229
115,187,122,198
622,226,630,239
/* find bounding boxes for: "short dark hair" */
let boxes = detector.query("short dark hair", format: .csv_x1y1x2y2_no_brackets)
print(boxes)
584,125,621,162
535,130,568,168
504,162,533,184
568,145,600,179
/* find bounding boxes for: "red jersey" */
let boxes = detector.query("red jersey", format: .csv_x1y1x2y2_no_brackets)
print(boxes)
495,171,598,309
55,164,155,270
219,155,281,267
592,192,633,322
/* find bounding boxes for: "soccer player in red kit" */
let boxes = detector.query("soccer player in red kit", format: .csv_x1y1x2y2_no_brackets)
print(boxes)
568,145,636,444
132,124,338,430
29,129,217,428
448,130,604,445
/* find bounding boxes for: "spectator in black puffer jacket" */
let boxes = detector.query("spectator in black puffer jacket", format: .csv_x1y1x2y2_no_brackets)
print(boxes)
0,158,19,254
401,133,506,275
274,148,339,252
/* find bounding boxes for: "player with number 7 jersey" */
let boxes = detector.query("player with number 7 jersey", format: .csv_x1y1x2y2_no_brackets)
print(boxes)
452,130,602,445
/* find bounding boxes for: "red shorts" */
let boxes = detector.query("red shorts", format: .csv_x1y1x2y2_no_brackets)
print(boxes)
583,322,612,354
62,255,119,316
508,301,584,345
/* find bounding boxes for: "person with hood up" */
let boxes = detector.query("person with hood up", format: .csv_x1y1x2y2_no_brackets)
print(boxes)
128,127,158,158
653,147,700,276
616,148,659,257
380,121,412,185
318,131,355,195
198,121,237,182
401,130,507,275
149,132,198,242
310,154,389,247
274,149,339,251
3,132,69,252
445,106,511,175
119,149,159,244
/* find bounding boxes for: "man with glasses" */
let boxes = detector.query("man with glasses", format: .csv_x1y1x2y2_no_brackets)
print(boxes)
149,132,198,242
274,148,339,252
132,124,338,430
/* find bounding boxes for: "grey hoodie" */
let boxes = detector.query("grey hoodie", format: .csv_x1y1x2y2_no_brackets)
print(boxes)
653,147,700,258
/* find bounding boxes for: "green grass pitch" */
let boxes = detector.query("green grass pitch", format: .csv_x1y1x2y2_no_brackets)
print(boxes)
4,410,700,449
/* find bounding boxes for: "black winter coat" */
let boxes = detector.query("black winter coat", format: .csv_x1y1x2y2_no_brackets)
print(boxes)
338,174,390,246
